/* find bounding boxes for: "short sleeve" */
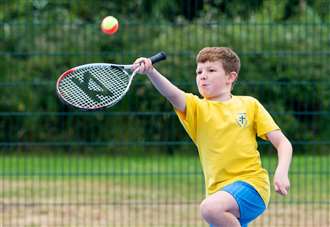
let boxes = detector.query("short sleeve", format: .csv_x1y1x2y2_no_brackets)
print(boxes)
254,99,280,140
174,93,199,143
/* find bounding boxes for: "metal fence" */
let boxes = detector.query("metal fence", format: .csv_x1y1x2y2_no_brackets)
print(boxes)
1,1,330,226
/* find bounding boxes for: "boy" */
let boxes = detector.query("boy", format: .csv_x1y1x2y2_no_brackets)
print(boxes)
132,47,292,227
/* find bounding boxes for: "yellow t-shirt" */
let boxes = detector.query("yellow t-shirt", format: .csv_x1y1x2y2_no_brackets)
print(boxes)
175,93,280,205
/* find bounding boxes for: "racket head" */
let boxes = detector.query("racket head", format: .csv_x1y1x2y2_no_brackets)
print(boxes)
56,51,167,110
56,63,134,110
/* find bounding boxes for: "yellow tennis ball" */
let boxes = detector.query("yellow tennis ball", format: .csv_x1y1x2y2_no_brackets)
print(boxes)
101,16,119,35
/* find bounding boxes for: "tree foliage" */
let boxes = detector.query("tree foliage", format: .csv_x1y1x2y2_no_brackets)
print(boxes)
0,0,329,153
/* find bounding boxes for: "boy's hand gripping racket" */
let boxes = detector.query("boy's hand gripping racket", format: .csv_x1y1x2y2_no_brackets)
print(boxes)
56,52,166,110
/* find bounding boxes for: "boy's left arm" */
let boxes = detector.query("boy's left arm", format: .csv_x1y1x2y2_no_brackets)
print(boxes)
266,130,293,196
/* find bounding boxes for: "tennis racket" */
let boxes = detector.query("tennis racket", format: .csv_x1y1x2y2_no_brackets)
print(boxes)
56,52,166,110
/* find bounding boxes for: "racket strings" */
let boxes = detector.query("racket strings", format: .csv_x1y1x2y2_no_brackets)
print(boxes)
58,65,130,109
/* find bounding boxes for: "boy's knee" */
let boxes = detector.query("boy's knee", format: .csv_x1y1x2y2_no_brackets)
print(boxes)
200,198,225,221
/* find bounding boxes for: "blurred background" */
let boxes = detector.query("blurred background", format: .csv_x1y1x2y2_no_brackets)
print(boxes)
0,0,329,226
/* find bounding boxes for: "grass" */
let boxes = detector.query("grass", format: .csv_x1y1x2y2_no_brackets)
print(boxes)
1,153,329,201
0,153,329,226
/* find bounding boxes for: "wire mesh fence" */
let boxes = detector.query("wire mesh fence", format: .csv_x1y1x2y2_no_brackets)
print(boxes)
1,0,330,226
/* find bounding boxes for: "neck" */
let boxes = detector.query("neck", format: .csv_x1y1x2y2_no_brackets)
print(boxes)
208,92,232,102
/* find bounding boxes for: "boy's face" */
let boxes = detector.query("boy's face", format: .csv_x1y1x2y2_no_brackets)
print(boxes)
196,60,236,100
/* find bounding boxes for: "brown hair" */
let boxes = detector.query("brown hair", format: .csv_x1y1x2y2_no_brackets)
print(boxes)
196,47,241,75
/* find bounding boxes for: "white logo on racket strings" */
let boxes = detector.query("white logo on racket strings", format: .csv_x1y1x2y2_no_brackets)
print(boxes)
70,72,114,102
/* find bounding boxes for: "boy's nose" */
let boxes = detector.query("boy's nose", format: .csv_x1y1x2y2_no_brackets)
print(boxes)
199,72,207,80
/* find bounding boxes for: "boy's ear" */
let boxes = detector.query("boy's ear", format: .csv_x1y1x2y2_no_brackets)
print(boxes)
228,71,238,83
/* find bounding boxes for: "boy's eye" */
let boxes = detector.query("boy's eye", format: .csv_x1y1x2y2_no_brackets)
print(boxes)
209,69,216,72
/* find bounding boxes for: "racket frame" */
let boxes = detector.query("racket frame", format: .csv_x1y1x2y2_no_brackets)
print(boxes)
56,52,166,110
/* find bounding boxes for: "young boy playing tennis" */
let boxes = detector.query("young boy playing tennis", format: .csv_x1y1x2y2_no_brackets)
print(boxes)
132,47,292,227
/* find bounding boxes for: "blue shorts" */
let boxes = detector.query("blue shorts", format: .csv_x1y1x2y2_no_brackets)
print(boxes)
210,181,266,227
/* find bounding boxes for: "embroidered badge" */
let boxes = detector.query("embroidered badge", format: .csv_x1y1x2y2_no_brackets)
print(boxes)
236,112,247,128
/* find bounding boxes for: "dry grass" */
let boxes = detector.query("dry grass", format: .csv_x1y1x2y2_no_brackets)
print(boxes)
1,179,329,227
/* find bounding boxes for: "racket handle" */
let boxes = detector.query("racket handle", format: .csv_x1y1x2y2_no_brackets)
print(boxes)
149,52,167,64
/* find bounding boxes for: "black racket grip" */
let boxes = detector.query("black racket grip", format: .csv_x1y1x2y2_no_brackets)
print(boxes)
149,52,167,64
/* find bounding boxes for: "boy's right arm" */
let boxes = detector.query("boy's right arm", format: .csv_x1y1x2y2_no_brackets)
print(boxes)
132,58,186,112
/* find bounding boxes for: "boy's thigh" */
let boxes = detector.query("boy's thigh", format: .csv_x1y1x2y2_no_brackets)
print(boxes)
200,190,240,219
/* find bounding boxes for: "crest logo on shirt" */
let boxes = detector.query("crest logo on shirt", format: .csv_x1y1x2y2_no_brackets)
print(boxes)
236,112,247,128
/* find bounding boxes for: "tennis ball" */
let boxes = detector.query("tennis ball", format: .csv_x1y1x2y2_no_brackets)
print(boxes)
101,16,119,35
